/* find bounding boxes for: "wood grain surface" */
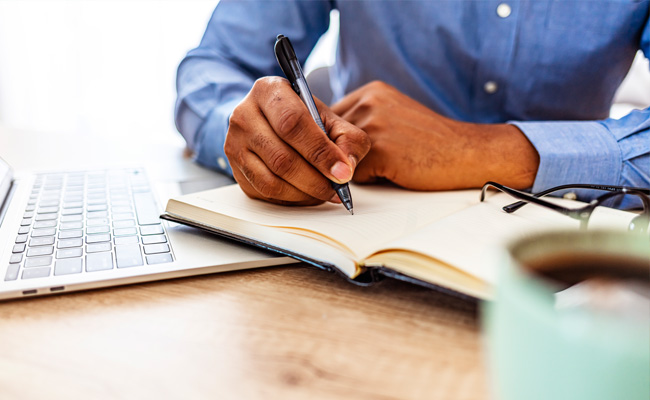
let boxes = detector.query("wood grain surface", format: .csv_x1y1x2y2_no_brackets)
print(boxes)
0,264,488,400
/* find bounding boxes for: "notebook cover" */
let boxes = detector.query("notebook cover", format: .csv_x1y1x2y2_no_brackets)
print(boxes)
160,212,477,302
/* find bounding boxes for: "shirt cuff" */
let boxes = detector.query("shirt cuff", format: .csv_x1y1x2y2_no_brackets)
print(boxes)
510,120,621,193
193,98,241,177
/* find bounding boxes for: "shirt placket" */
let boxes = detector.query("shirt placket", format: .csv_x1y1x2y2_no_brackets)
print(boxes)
472,0,520,122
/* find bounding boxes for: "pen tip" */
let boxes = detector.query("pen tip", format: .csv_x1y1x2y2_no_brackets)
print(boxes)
349,208,354,215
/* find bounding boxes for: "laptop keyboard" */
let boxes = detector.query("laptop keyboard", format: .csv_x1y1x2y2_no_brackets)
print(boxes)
5,169,174,281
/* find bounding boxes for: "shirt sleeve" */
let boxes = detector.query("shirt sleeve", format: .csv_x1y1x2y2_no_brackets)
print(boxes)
175,0,333,175
510,16,650,210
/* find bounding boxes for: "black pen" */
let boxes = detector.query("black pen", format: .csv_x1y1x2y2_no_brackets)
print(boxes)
274,34,354,215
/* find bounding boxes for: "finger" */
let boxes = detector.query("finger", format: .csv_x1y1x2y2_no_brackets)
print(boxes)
320,108,371,170
351,152,383,184
330,85,366,116
233,168,323,206
255,78,354,185
246,124,335,202
234,149,322,205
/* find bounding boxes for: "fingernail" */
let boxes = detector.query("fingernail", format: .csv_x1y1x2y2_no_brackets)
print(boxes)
330,161,352,182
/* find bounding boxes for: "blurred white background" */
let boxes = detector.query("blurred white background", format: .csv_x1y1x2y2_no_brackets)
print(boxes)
0,0,647,151
0,0,218,147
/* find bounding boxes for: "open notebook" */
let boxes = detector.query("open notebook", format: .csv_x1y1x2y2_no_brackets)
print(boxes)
161,184,637,300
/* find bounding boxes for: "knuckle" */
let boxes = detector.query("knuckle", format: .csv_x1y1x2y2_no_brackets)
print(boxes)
224,130,246,161
267,149,296,177
228,106,246,130
251,76,271,92
256,175,283,199
308,144,332,167
223,138,234,158
367,80,389,93
276,108,307,140
252,76,287,97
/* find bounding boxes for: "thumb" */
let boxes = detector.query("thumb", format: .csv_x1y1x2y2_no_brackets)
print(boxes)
317,99,371,179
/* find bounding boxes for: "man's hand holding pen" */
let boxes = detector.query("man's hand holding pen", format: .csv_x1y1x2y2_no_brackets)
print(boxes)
224,76,370,206
332,81,540,191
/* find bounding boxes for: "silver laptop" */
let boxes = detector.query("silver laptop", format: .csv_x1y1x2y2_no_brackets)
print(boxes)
0,157,295,300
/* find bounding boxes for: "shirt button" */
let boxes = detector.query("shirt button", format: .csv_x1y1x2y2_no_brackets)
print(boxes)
484,81,498,94
217,157,228,170
496,3,512,18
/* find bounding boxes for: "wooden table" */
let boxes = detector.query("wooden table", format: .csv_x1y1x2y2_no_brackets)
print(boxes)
0,266,486,399
0,126,488,399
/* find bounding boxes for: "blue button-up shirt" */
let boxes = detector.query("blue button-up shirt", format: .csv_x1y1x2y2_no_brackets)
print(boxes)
176,0,650,208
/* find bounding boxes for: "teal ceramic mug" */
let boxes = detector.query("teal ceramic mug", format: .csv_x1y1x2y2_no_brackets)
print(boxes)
484,230,649,400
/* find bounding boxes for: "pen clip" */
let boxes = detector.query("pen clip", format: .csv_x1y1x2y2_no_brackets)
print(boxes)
274,34,300,95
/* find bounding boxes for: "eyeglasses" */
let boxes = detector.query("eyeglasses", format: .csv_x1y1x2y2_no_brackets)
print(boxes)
480,182,650,234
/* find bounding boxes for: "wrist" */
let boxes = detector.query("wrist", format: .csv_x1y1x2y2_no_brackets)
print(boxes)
460,122,540,189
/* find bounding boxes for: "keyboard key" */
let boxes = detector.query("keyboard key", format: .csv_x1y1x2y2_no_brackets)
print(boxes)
15,234,28,243
12,244,26,253
63,201,83,209
27,246,54,257
59,230,83,239
30,236,55,246
60,221,83,230
86,234,111,244
113,212,134,221
87,218,109,226
33,220,57,228
61,207,83,215
23,211,34,219
54,258,83,276
114,227,137,236
114,236,139,245
24,256,53,268
87,204,107,212
133,192,160,225
140,225,164,236
38,199,60,207
87,242,112,253
20,218,32,226
115,244,143,268
87,198,107,206
113,219,135,228
9,253,23,264
60,214,82,222
35,213,57,221
24,204,35,212
143,243,170,255
32,228,56,237
86,210,108,219
145,253,173,265
86,252,113,272
22,267,51,279
18,226,30,234
87,225,110,234
5,264,20,281
56,248,83,259
58,238,83,249
37,206,59,214
142,235,167,245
